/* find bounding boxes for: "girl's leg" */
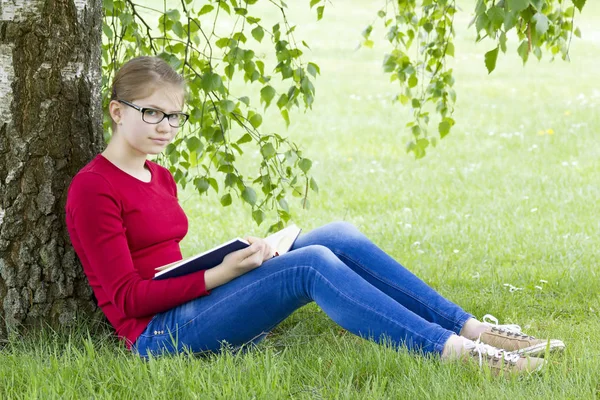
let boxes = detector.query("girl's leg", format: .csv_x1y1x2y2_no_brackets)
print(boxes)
291,222,472,334
133,245,454,358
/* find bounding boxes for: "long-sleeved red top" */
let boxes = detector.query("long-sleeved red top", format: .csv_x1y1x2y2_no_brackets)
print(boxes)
65,154,209,348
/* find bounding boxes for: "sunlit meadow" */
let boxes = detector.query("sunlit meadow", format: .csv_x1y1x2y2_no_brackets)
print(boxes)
1,1,599,398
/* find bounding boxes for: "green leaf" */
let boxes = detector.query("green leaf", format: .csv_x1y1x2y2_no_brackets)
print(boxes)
188,151,197,167
298,158,312,173
215,38,232,48
487,6,505,29
309,0,320,8
307,62,320,77
255,60,265,76
310,177,319,193
220,193,232,206
517,40,530,64
261,143,276,159
278,197,289,212
572,0,586,12
169,149,180,165
195,178,209,193
499,32,508,53
208,178,218,192
260,85,276,108
225,173,238,188
417,138,429,150
529,0,543,11
532,12,549,35
201,72,222,91
408,74,418,88
281,109,290,126
476,13,490,33
446,42,455,57
224,64,235,80
439,118,455,139
103,0,113,12
237,133,252,144
186,136,202,151
102,23,113,39
574,27,581,38
242,187,257,205
484,46,500,74
220,99,235,113
277,94,288,109
251,26,264,42
199,4,214,15
166,9,180,21
507,0,530,12
411,125,421,137
475,0,486,15
504,10,518,30
316,6,324,20
249,113,263,128
219,1,231,14
439,121,451,138
252,209,266,225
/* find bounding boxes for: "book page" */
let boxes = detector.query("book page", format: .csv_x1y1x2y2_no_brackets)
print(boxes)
264,224,301,254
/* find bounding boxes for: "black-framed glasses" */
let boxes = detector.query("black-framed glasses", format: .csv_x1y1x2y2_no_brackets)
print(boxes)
118,100,189,128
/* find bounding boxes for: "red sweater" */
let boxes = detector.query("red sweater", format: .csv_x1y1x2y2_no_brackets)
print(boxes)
65,154,209,348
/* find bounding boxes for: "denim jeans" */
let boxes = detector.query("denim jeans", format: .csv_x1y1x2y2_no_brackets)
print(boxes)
133,222,472,358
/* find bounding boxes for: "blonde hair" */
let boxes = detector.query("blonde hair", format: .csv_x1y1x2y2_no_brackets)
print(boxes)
109,56,186,128
111,56,185,100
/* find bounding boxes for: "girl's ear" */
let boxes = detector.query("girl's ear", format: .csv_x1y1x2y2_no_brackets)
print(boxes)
108,100,122,124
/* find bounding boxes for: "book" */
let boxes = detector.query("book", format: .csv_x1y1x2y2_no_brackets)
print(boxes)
153,224,302,280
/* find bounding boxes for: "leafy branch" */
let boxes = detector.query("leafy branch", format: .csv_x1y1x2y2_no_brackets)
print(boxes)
102,0,320,232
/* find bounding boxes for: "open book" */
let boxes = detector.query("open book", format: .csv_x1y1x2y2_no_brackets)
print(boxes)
153,224,302,280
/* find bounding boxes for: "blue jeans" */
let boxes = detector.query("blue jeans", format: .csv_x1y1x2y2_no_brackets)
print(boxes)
133,222,472,358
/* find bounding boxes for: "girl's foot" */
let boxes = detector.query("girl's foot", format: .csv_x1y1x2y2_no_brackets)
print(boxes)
442,335,546,376
463,340,546,376
478,314,565,357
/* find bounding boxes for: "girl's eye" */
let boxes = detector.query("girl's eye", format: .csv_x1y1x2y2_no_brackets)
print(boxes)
145,110,158,117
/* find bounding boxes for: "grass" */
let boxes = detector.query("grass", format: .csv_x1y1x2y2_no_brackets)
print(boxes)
3,0,600,398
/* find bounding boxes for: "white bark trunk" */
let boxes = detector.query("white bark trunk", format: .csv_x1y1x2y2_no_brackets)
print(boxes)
0,0,104,337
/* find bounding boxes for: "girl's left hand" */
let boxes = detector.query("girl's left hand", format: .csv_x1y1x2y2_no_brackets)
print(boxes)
246,236,276,261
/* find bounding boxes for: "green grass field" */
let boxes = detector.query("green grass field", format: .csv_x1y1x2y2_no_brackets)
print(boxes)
2,1,600,398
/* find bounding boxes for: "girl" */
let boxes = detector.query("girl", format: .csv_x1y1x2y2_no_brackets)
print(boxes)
65,56,564,375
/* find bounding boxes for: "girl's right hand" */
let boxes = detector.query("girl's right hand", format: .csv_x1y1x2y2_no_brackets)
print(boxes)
204,240,272,290
221,241,269,275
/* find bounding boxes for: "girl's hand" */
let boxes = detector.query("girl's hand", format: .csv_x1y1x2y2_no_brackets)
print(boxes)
246,236,276,261
220,241,265,275
204,237,275,290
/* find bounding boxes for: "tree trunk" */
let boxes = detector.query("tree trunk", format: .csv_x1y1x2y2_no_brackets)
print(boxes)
0,0,104,340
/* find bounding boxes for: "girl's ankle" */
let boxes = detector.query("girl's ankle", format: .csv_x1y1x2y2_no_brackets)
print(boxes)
459,318,488,340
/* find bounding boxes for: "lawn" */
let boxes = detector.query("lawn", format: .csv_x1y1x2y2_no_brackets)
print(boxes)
1,1,599,398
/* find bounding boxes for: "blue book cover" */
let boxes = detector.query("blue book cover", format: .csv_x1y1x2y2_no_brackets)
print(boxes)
153,238,250,280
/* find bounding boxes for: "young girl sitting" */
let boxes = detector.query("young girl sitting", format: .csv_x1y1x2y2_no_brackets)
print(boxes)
65,56,564,375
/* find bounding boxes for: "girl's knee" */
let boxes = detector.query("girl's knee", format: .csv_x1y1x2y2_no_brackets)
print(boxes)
301,245,348,274
322,221,360,236
302,244,337,261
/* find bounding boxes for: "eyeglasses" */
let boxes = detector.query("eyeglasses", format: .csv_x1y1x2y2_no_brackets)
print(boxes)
118,100,189,128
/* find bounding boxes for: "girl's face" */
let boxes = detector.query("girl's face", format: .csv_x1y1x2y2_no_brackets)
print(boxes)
109,84,185,156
